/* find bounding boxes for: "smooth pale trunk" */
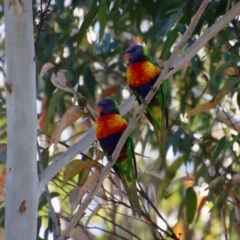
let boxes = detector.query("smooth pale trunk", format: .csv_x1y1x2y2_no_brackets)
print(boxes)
4,0,38,239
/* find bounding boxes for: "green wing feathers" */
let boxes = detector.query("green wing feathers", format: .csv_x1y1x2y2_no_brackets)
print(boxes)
114,138,141,217
146,81,168,168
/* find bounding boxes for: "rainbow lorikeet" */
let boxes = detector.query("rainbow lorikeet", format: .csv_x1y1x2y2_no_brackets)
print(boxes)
125,45,168,168
94,98,141,217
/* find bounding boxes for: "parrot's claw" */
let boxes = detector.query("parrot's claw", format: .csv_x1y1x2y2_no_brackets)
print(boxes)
107,156,113,162
150,86,157,92
142,99,148,105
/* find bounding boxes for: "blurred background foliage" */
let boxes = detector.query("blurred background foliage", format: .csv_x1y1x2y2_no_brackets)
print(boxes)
0,0,240,239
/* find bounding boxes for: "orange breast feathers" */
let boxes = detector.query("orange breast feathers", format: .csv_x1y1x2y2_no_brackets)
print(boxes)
127,61,161,87
95,114,128,139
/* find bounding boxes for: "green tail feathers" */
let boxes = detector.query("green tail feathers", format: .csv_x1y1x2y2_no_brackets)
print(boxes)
155,126,167,169
114,140,141,218
146,95,168,169
118,170,141,218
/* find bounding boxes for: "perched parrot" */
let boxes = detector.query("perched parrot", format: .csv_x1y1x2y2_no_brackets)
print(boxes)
94,98,141,217
125,44,168,168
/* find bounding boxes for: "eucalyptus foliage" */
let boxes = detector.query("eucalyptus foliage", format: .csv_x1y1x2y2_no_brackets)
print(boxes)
1,0,240,239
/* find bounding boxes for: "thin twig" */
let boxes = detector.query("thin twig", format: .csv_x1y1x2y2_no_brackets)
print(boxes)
34,0,51,54
96,213,142,240
216,109,240,132
37,142,60,240
0,66,7,79
59,212,129,240
138,185,179,240
58,1,210,239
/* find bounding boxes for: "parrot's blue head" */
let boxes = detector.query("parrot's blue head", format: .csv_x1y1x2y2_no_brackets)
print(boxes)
97,98,119,116
125,44,152,63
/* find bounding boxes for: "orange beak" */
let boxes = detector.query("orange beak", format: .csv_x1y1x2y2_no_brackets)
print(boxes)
124,53,131,61
97,106,103,113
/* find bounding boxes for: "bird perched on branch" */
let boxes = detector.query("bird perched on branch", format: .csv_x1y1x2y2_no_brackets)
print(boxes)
125,44,169,168
94,98,141,217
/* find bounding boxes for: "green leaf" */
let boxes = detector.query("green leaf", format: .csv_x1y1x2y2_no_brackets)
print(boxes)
91,0,99,8
111,8,120,35
44,34,61,59
171,128,184,155
61,69,74,83
78,168,91,186
98,3,107,42
83,67,97,101
48,216,53,233
139,0,155,20
63,159,101,184
222,52,230,62
161,28,179,61
211,136,227,163
212,61,234,79
41,147,49,170
212,77,240,104
45,90,65,134
161,155,184,194
237,92,240,109
144,19,174,40
77,8,99,44
38,192,60,210
128,0,135,24
194,76,240,109
0,202,5,228
185,187,197,224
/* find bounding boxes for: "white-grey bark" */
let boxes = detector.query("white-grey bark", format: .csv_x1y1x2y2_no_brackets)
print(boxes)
4,0,38,239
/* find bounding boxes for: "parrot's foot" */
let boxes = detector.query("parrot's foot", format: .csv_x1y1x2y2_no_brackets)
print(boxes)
107,156,113,162
142,99,148,105
150,86,157,92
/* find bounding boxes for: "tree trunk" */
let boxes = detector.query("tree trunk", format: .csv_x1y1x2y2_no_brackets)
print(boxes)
4,0,38,239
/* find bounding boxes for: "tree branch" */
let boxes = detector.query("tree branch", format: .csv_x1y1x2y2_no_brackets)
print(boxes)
37,142,60,240
216,110,240,133
34,0,51,54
